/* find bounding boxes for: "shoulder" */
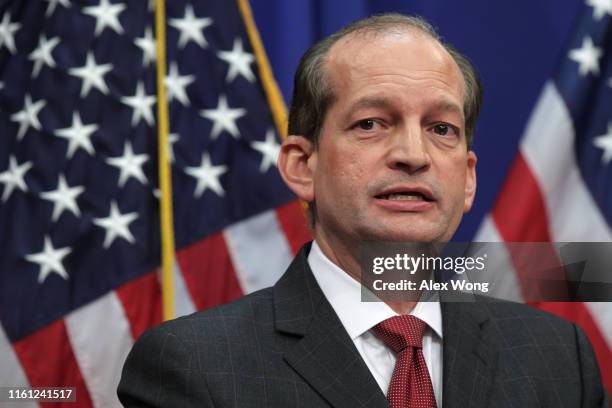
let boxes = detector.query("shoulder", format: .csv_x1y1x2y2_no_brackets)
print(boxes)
118,288,276,406
482,300,577,338
476,301,607,406
446,293,582,342
467,300,594,355
141,286,276,346
475,301,602,379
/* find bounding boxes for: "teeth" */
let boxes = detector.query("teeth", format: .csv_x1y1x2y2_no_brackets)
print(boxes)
385,193,424,201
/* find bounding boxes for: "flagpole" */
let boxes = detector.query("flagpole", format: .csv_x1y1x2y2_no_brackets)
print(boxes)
155,0,175,321
237,0,287,139
237,0,313,218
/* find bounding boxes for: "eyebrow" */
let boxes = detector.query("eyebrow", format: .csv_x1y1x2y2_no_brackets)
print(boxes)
428,99,464,118
342,95,464,124
341,96,395,124
349,96,395,111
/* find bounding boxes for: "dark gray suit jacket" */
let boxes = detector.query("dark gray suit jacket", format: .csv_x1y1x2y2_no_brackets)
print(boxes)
118,244,608,407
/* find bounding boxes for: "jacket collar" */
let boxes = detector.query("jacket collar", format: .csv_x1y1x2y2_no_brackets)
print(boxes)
274,243,498,408
440,295,497,408
274,243,390,408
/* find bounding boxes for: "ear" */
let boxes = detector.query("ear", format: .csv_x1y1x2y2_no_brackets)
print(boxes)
278,135,316,202
463,150,477,213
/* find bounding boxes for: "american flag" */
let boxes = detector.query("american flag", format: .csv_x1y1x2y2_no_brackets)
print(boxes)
0,0,310,406
475,1,612,392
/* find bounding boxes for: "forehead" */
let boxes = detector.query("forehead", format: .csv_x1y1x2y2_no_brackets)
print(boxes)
325,29,465,103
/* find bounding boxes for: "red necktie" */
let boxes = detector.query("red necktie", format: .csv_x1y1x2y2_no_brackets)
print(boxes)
372,315,437,408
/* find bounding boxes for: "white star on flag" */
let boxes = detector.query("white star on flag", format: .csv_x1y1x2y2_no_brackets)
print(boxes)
184,153,227,197
608,77,612,87
568,36,602,76
0,12,21,54
0,156,32,202
40,174,85,222
93,201,138,249
169,4,213,49
217,38,255,83
593,122,612,164
106,141,149,187
54,112,98,158
200,94,246,139
45,0,72,17
25,236,72,283
83,0,126,36
10,94,46,140
586,0,612,20
134,27,156,67
69,52,113,97
251,129,281,172
121,81,156,127
28,34,61,78
165,62,195,106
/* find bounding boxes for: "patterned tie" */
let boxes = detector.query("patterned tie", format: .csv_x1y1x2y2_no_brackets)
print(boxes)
372,315,437,408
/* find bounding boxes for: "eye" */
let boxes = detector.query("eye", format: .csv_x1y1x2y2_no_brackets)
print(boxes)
357,119,376,131
432,123,458,137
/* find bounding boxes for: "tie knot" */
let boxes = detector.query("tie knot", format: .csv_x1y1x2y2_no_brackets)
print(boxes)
372,315,427,353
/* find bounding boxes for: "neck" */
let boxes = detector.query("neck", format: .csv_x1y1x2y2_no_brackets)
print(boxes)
313,231,418,315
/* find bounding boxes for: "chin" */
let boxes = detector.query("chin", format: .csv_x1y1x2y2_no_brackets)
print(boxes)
360,226,443,243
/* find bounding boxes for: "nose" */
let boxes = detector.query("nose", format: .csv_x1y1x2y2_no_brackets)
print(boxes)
385,123,431,173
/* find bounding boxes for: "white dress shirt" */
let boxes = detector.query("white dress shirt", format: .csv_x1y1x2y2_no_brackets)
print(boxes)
308,241,443,407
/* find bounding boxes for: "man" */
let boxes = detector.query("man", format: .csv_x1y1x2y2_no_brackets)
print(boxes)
118,14,607,407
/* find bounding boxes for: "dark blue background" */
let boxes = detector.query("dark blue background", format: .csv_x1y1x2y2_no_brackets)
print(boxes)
251,0,584,240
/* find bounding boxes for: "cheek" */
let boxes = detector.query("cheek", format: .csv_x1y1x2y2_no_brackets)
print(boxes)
437,154,468,204
315,149,366,205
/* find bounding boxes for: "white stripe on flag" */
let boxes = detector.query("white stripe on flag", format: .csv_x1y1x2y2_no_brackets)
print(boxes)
173,258,196,318
0,325,37,408
473,215,524,302
585,302,612,347
224,209,293,293
520,81,612,242
65,292,133,408
495,81,612,347
519,82,612,346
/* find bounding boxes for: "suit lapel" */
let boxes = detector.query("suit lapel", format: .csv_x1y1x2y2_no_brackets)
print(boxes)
274,245,389,408
274,245,501,408
441,299,497,408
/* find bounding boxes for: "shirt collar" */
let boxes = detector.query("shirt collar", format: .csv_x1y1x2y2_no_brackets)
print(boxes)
308,240,443,340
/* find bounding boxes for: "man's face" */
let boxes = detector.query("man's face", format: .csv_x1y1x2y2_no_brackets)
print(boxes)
310,31,477,244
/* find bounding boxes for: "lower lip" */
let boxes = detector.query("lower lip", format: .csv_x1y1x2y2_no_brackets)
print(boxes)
374,198,435,212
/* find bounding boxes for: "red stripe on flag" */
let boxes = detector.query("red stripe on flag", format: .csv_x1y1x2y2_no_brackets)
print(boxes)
492,152,552,242
276,200,312,254
491,152,561,297
491,152,612,392
116,271,163,340
536,302,612,392
12,319,94,408
176,233,243,310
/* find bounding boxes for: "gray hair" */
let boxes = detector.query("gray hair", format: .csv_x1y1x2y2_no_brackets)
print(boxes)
287,13,482,148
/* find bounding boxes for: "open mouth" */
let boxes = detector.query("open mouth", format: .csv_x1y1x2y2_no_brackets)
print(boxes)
376,192,433,201
376,186,435,202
